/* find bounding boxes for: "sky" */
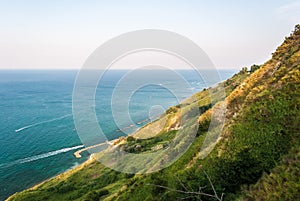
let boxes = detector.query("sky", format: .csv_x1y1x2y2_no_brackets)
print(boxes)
0,0,299,70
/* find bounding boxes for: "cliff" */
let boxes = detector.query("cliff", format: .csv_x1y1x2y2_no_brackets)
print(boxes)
7,25,300,201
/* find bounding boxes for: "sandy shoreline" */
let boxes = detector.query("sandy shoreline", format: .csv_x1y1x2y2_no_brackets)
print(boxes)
6,117,156,200
6,135,131,200
5,154,95,201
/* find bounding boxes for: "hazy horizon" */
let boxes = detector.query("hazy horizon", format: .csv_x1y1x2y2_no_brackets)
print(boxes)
0,0,299,70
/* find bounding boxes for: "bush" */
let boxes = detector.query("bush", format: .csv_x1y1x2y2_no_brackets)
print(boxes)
84,189,109,201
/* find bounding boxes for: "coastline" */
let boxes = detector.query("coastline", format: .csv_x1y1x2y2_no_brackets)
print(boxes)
6,81,208,201
6,123,149,201
6,78,201,201
6,154,95,201
73,116,160,158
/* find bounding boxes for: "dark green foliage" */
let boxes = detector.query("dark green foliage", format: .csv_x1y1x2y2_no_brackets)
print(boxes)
241,67,248,73
199,103,212,113
121,130,177,153
197,117,210,134
84,189,109,201
126,136,135,142
8,25,300,201
250,64,260,73
213,148,263,192
243,147,300,201
47,182,76,194
166,106,178,114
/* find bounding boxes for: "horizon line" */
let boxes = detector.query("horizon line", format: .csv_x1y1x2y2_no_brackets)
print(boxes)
0,67,240,71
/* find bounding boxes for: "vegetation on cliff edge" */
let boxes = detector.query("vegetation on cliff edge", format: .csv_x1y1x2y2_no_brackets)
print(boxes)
7,25,300,201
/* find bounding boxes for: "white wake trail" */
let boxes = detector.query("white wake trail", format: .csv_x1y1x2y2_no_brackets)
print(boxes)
15,114,72,133
0,145,84,169
18,145,84,164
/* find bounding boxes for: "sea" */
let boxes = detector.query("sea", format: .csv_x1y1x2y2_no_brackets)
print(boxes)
0,69,236,200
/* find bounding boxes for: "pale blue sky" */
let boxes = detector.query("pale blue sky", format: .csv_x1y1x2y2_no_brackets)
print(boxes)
0,0,299,69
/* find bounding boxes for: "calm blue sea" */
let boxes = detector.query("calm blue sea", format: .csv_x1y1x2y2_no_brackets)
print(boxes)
0,69,235,200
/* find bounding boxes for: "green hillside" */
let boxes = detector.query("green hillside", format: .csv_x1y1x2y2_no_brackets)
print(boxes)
7,25,300,201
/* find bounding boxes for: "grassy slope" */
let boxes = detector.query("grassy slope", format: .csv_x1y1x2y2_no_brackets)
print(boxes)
7,25,300,201
240,25,300,201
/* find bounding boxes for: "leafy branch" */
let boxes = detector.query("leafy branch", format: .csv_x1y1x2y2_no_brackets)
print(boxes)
148,166,224,201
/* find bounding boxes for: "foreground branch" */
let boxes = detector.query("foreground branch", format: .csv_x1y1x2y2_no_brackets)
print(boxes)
148,167,223,201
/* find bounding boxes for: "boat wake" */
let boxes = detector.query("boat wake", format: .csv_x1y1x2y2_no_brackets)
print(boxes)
15,114,72,133
0,145,84,169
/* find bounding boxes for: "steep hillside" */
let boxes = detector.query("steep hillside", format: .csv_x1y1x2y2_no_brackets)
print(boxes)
7,25,300,201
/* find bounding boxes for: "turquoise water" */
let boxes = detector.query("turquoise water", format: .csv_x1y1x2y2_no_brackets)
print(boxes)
0,70,235,200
